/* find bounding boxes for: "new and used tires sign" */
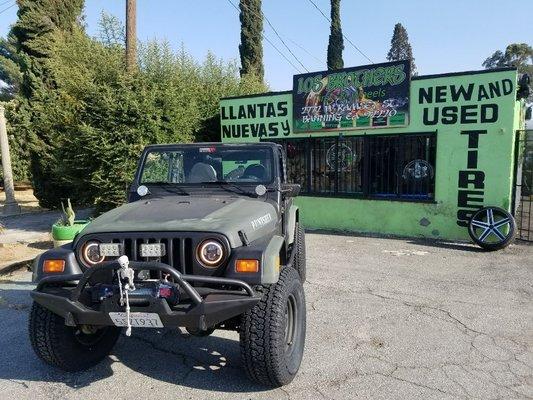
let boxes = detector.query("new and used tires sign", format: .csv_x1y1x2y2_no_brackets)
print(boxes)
292,60,411,132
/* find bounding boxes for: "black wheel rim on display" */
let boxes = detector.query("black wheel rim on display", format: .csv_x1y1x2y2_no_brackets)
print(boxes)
468,206,516,250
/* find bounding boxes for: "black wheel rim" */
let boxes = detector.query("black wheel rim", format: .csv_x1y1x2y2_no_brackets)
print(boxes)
470,207,513,245
284,294,298,355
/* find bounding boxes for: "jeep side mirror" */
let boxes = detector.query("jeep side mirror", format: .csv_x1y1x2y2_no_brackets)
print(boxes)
280,183,301,197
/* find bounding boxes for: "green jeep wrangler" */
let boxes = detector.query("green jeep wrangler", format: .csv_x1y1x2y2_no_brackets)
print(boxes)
29,142,306,387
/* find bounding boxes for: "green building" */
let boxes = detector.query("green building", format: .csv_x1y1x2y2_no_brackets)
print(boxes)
220,62,528,241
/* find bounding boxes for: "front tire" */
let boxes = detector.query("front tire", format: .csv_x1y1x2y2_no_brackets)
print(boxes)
239,267,306,387
29,302,121,371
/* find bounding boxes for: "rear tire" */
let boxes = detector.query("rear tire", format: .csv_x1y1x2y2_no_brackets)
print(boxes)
293,223,306,283
239,267,306,387
29,302,121,371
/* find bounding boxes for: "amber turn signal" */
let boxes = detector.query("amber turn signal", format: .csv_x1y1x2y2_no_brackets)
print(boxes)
235,259,259,273
43,259,65,273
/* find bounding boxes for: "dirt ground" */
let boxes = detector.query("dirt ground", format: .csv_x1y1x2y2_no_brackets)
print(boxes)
0,189,51,269
0,241,50,270
0,188,44,215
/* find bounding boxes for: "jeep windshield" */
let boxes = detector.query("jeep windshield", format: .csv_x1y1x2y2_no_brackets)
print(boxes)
140,145,275,187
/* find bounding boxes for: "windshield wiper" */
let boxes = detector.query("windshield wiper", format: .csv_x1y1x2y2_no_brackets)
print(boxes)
146,182,189,196
199,181,256,198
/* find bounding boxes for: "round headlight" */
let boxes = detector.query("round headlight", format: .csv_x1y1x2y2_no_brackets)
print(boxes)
81,240,105,266
196,239,225,268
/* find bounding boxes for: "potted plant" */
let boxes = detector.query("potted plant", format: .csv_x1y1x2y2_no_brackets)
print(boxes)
51,199,90,247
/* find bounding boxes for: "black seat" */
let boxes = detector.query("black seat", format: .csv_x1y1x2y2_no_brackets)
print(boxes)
242,164,266,181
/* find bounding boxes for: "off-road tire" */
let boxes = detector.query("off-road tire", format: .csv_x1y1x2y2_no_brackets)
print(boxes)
29,302,121,371
293,223,306,283
239,266,306,387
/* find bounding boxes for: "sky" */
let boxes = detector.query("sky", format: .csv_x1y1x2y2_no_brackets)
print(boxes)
0,0,531,90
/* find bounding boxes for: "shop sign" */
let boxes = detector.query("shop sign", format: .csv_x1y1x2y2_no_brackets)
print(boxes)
292,60,410,133
220,93,292,140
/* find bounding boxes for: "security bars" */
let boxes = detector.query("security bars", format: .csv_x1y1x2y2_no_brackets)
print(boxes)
270,132,437,201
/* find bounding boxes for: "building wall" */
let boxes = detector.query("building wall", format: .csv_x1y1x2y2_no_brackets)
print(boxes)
220,68,520,240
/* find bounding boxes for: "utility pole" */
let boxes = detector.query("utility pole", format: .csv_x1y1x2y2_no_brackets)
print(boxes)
0,104,21,215
125,0,137,71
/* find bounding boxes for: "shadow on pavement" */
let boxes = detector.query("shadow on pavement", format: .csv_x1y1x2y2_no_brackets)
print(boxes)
309,228,486,252
405,238,484,252
27,241,53,250
0,286,268,394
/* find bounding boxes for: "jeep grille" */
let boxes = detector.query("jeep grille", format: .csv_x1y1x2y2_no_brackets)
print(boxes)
78,233,193,274
76,232,230,276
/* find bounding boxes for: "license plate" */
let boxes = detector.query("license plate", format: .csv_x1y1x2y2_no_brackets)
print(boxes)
108,312,164,328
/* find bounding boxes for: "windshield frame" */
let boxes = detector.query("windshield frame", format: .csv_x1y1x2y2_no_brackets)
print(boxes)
135,143,279,189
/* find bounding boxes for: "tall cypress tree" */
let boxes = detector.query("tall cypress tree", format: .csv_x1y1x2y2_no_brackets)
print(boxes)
10,0,84,97
238,0,264,81
327,0,344,70
5,0,85,207
386,23,416,76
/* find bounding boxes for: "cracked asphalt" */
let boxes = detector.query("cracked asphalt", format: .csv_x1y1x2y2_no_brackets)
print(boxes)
0,233,532,399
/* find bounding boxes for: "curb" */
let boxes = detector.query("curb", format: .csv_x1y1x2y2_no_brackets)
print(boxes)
0,209,58,220
0,257,34,276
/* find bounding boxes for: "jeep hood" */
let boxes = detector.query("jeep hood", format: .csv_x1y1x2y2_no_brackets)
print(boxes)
78,196,278,248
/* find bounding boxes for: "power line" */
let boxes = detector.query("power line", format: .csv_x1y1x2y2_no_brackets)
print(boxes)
0,0,13,8
263,34,302,73
306,0,374,64
286,36,323,65
226,0,303,73
0,2,16,15
233,0,310,72
239,2,322,70
244,3,310,72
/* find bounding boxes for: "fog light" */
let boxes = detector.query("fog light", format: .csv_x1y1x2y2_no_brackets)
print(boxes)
43,259,65,273
140,243,166,257
99,243,123,257
235,259,259,273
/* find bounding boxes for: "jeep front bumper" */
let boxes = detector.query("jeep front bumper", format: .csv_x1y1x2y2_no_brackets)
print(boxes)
31,261,261,330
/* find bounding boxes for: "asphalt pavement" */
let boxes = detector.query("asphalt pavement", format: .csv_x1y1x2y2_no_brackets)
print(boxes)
0,233,532,399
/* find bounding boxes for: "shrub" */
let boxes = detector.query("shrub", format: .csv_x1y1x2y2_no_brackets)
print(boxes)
10,28,266,211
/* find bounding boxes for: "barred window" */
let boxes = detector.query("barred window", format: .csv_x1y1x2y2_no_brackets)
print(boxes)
367,134,436,199
270,132,436,201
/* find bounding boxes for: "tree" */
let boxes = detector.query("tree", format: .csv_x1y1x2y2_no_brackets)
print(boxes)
483,43,533,71
327,0,344,70
3,7,267,209
4,0,85,204
483,43,532,101
7,24,266,210
0,0,83,184
9,0,84,97
97,11,125,48
386,23,416,76
238,0,264,81
0,34,23,101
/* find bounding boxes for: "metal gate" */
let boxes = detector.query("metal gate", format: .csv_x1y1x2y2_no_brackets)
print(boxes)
514,129,533,241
